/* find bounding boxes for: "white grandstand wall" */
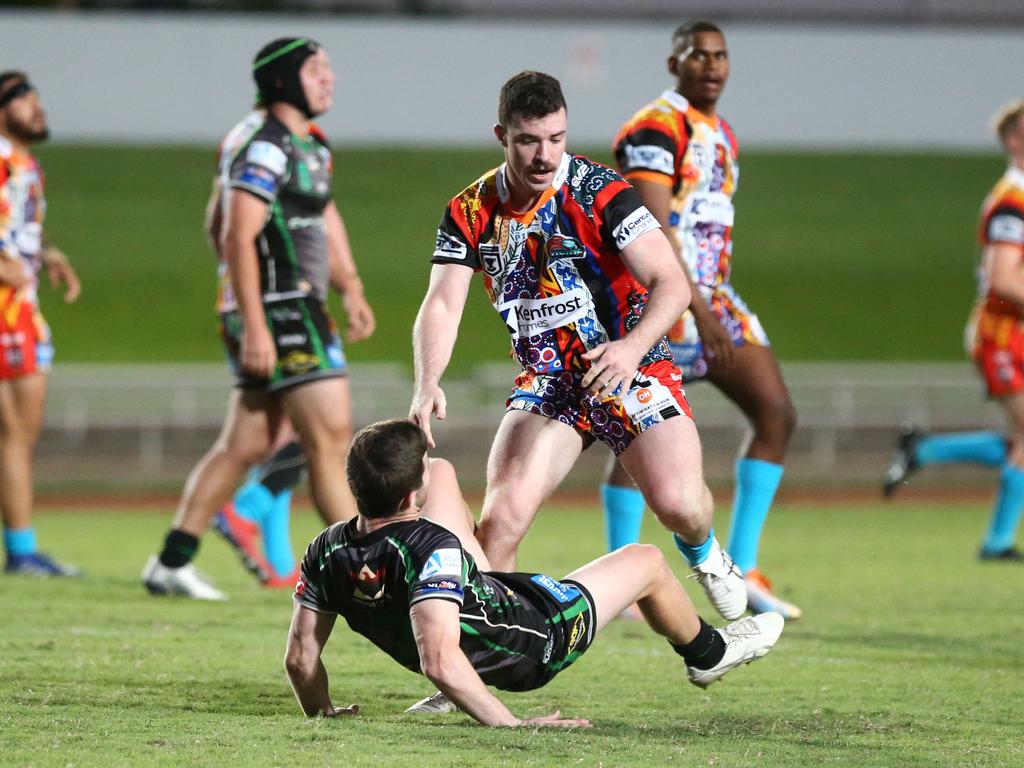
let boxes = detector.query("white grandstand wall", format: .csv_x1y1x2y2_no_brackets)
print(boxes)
3,10,1023,150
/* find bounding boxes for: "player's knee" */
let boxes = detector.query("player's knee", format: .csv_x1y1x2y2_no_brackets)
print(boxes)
756,397,797,443
427,457,456,481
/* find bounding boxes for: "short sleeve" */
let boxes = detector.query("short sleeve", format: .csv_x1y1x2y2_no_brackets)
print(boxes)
431,206,480,270
600,185,661,250
987,210,1024,245
410,544,465,606
228,138,289,203
614,126,678,181
294,540,334,614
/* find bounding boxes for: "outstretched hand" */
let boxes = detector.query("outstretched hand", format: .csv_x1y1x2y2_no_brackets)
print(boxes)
409,383,447,448
517,710,591,729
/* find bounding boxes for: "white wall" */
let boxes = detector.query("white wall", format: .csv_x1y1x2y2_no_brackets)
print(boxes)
3,10,1021,149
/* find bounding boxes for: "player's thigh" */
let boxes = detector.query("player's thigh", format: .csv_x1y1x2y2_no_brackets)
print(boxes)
281,377,352,445
564,544,662,633
0,373,48,440
217,387,282,461
420,458,491,568
484,410,583,512
619,415,706,514
706,343,794,427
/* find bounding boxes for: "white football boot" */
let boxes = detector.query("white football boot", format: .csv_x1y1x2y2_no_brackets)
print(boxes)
688,537,746,620
687,612,784,689
405,691,457,714
142,555,228,601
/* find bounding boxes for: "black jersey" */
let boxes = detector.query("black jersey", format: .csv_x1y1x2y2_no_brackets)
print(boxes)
226,114,333,303
295,517,596,692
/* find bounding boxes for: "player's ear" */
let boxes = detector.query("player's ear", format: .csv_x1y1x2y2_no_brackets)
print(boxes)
667,55,679,76
494,123,507,147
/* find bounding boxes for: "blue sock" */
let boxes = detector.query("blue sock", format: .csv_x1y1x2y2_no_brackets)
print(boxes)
601,484,645,552
728,458,785,573
232,477,275,525
982,464,1024,553
261,489,296,576
4,527,37,557
673,529,715,568
917,432,1007,468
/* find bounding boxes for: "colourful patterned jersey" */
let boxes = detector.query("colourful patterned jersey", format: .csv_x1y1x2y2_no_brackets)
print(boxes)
613,90,739,290
0,135,45,317
224,113,334,305
975,166,1024,320
431,152,670,375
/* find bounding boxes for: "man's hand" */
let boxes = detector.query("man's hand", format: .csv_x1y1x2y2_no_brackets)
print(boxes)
321,704,360,718
693,309,733,369
516,710,592,728
45,257,81,303
409,383,447,448
241,322,277,378
581,337,645,400
342,291,376,343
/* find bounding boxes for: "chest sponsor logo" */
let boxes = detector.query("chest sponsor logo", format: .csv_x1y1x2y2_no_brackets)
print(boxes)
351,564,386,602
611,207,659,249
433,230,468,261
246,140,288,176
498,288,592,341
623,144,674,176
687,192,734,227
530,574,581,604
419,548,462,580
546,235,586,262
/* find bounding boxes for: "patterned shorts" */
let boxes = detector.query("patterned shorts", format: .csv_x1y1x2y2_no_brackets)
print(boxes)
969,309,1024,398
507,359,693,456
666,283,770,382
0,300,52,380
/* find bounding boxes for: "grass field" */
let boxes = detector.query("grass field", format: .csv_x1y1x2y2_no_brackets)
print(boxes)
33,145,1003,369
2,501,1021,767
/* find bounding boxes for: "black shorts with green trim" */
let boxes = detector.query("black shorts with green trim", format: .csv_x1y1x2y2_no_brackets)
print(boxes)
220,295,348,393
492,573,598,692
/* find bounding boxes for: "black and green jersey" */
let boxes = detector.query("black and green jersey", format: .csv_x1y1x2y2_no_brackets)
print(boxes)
295,517,596,692
226,113,333,303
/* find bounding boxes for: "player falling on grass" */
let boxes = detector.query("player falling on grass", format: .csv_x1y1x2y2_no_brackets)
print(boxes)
143,38,374,599
884,100,1024,561
205,105,373,589
0,71,82,577
285,419,783,725
607,22,800,619
411,72,745,625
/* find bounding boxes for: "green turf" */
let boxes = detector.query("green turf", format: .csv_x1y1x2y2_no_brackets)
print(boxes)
32,145,1002,369
2,502,1021,766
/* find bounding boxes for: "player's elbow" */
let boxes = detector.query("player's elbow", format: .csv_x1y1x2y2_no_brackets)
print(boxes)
418,643,458,685
284,639,316,682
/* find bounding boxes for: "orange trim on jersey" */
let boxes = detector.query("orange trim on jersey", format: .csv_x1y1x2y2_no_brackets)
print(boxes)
503,186,558,227
686,107,720,129
625,170,673,187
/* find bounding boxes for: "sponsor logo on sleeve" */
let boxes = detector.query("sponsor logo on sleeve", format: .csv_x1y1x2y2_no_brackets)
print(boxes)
238,165,278,195
989,214,1024,244
623,144,674,175
246,140,289,176
419,548,463,580
612,207,659,249
530,574,581,604
433,230,469,260
498,288,593,341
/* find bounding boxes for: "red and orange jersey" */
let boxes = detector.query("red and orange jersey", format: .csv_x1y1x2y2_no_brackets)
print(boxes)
431,152,671,375
0,134,45,319
975,166,1024,320
613,90,739,290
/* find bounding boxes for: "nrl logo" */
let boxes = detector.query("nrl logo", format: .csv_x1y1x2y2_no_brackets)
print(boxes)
351,564,386,602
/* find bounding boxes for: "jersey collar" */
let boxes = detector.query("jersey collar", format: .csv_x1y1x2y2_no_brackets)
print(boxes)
661,89,690,113
0,134,12,161
1007,165,1024,189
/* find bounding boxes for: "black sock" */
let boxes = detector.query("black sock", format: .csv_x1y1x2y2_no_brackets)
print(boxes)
671,618,726,670
258,441,307,495
158,529,199,569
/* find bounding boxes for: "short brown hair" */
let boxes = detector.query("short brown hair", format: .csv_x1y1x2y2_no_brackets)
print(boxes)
671,21,724,56
992,99,1024,146
498,71,566,127
346,419,429,519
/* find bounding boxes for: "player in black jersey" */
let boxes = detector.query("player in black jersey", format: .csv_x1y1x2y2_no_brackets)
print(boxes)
285,419,784,726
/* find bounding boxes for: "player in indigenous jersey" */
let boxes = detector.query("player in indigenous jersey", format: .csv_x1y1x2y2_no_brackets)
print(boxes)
285,419,783,725
143,38,375,599
0,72,82,577
608,22,800,619
411,72,745,627
206,109,374,589
885,100,1024,561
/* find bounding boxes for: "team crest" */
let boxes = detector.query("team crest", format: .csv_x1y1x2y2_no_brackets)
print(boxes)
351,564,386,602
480,243,503,276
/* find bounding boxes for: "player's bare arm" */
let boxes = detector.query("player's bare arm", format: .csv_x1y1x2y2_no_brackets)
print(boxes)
410,599,590,728
986,242,1024,306
39,239,80,303
325,202,375,342
410,263,473,446
581,228,689,399
223,189,276,378
631,175,734,367
284,603,360,718
0,253,28,289
203,178,224,259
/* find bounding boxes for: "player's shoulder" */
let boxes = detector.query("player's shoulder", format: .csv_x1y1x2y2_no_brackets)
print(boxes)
563,153,629,197
986,168,1024,216
443,166,502,237
621,91,687,131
